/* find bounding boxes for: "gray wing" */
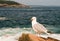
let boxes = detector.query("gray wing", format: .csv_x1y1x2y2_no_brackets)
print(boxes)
32,22,47,33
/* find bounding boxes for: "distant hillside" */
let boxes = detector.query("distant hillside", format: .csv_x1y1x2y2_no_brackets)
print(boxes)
0,1,20,5
0,1,30,8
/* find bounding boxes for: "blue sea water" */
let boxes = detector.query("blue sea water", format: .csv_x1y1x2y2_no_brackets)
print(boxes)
0,6,60,36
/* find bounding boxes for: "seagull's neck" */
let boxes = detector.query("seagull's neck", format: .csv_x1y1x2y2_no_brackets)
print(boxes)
32,20,37,26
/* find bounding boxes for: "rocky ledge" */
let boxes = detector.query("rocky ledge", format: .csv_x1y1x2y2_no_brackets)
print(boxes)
18,33,59,41
0,1,30,8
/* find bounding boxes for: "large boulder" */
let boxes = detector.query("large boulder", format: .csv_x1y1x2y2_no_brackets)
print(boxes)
18,33,59,41
18,33,46,41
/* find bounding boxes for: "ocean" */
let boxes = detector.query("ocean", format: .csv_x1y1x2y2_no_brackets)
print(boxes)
0,6,60,36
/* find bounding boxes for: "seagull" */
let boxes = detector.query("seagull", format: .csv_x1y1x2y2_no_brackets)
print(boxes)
31,17,52,35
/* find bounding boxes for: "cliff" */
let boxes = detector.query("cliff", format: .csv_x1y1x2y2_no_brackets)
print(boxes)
0,1,30,8
18,33,60,41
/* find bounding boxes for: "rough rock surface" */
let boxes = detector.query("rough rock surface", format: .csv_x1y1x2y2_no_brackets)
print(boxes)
18,33,59,41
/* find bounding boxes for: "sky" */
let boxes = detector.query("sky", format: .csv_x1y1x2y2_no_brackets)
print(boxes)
11,0,60,6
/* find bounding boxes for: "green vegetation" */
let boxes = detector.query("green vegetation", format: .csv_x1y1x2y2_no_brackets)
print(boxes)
0,0,7,1
0,0,30,8
0,1,20,5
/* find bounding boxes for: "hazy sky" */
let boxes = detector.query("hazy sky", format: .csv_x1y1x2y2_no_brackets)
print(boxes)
12,0,60,6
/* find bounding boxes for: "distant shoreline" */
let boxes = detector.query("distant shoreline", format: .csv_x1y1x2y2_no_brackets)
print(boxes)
0,1,30,8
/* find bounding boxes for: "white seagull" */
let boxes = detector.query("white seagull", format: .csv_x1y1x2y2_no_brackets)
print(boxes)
31,17,52,35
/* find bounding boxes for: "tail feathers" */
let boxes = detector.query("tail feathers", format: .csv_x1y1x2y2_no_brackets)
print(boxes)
47,31,53,34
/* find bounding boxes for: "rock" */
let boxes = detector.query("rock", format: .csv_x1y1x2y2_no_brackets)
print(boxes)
47,37,59,41
18,33,60,41
18,33,46,41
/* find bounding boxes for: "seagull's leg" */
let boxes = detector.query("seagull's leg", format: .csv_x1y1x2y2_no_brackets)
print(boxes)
35,32,40,37
44,31,52,38
36,32,43,37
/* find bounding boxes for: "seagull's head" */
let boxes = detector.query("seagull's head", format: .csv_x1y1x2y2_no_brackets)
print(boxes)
31,17,37,21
